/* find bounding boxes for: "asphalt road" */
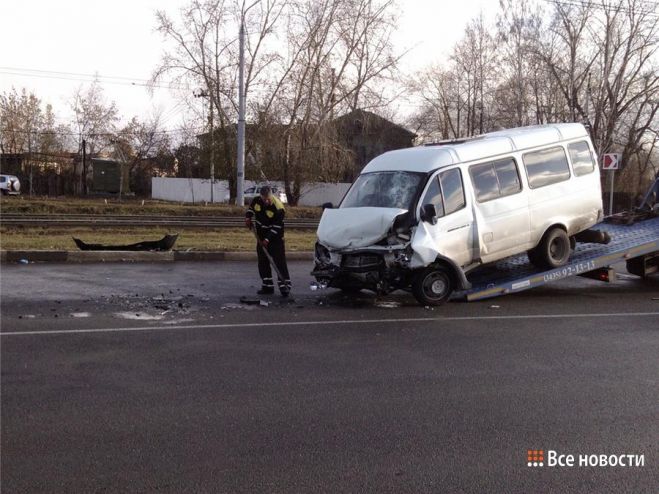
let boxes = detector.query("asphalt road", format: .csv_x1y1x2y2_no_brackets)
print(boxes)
1,261,658,493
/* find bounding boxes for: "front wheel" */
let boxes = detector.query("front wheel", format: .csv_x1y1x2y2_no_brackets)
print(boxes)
412,266,453,306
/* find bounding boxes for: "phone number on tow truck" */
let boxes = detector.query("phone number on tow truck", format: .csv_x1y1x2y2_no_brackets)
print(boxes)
543,261,597,282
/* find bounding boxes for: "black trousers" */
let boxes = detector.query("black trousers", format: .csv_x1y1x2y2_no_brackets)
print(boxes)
257,237,291,292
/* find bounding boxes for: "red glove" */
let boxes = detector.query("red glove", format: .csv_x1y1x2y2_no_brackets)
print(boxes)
245,218,253,229
260,239,270,248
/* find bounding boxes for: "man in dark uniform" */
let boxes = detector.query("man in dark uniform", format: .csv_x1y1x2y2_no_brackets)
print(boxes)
245,186,291,296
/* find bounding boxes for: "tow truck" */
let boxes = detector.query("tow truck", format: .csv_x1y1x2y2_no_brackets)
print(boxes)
462,177,659,301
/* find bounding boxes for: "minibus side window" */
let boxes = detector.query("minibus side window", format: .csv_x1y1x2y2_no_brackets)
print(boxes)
470,163,499,202
523,146,571,188
421,176,444,217
439,168,466,215
469,158,520,202
494,159,521,195
568,141,595,176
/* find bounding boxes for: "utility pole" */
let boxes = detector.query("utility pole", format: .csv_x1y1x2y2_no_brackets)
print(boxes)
209,91,214,203
195,89,214,203
237,0,260,206
28,129,33,196
584,72,592,132
110,138,129,203
236,19,246,206
82,138,87,196
330,67,336,121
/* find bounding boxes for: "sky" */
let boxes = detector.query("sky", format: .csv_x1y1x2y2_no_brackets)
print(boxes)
0,0,501,131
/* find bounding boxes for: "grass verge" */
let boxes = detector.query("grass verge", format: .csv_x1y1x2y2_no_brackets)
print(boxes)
0,195,323,218
0,226,317,251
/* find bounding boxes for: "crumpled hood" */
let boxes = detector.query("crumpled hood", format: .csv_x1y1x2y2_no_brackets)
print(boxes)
317,207,408,250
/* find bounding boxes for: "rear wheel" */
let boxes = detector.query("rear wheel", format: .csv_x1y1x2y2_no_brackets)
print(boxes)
412,266,453,306
529,227,571,269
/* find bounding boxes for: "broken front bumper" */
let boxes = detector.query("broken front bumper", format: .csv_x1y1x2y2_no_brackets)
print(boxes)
312,250,411,292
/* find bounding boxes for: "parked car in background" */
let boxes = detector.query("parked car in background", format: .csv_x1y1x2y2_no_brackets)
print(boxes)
243,185,288,205
0,174,21,195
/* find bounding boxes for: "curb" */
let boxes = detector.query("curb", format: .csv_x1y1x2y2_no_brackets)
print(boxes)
0,250,314,264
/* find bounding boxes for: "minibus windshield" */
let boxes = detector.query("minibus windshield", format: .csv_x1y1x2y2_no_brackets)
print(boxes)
341,171,424,210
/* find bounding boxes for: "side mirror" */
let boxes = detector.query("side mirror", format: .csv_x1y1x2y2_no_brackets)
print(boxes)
421,204,437,224
322,202,334,209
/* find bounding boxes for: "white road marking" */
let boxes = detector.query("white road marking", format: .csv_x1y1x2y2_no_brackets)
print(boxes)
2,312,658,337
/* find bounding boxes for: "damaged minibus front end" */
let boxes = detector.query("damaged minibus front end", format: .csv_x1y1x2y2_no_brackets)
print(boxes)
312,206,417,294
310,168,464,302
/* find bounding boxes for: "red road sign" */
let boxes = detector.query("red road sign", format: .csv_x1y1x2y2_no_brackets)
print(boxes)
602,153,620,170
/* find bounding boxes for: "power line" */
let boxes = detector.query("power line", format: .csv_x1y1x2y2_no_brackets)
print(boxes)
0,67,192,91
541,0,659,18
0,127,206,137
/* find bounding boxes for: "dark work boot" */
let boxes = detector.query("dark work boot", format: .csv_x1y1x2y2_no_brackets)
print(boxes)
258,277,274,295
279,279,291,297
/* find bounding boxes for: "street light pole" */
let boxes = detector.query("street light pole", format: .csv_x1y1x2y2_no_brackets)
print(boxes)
209,91,215,203
195,89,214,203
236,0,260,206
236,19,246,206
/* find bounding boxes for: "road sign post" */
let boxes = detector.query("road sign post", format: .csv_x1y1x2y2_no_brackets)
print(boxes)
602,153,620,215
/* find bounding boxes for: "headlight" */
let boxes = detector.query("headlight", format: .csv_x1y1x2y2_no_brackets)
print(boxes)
314,242,331,263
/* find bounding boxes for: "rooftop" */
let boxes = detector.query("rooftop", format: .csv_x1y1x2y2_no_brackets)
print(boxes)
362,123,590,174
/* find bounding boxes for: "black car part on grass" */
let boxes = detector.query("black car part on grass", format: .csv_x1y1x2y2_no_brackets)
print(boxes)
72,234,179,251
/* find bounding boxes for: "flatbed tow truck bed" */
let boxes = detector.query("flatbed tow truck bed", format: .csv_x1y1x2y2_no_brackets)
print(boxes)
462,216,659,301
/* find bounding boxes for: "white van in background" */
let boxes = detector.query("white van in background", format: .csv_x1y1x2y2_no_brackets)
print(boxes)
312,123,603,305
0,174,21,195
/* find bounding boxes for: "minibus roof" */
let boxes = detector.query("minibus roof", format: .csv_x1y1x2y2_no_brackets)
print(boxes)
361,123,590,174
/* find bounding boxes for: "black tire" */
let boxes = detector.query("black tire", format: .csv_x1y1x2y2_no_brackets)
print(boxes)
412,265,453,306
339,286,362,294
532,227,571,269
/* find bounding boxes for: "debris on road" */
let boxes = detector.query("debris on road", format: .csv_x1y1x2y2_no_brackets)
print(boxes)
221,302,258,311
114,312,165,321
72,234,179,251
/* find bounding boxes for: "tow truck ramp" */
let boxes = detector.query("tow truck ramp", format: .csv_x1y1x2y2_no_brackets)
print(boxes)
463,217,659,301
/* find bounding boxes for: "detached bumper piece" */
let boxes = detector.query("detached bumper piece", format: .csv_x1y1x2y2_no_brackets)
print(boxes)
73,234,179,251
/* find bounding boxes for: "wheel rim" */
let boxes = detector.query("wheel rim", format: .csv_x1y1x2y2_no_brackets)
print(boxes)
423,272,449,300
549,236,568,261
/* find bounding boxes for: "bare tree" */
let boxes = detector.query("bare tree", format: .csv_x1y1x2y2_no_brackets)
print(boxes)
0,88,44,155
113,114,172,194
588,0,659,162
495,0,545,127
408,13,499,141
0,88,72,194
70,79,119,194
272,0,402,203
152,0,287,200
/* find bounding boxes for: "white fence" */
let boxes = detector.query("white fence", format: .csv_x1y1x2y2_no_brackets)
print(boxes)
151,177,351,207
